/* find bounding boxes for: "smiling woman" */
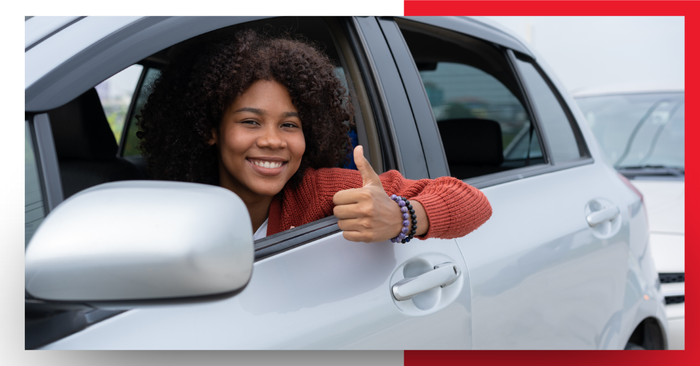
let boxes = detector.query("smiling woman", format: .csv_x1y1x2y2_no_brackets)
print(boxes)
210,80,306,232
138,29,492,242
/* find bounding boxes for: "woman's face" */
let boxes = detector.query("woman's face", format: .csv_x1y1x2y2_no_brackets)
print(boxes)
211,80,305,202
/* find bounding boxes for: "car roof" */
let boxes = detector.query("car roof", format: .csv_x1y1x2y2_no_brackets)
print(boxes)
25,16,537,112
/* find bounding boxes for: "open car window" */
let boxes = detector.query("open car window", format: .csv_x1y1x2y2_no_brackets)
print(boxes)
41,17,378,259
95,64,143,145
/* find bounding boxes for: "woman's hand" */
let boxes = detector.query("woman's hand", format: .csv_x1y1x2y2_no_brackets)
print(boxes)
333,146,428,243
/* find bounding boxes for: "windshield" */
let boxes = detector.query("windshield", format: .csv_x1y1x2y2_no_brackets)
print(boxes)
576,92,684,170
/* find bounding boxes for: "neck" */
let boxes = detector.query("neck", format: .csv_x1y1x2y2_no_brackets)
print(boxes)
245,196,273,233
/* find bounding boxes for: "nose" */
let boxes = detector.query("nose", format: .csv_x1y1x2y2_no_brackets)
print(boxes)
256,124,287,149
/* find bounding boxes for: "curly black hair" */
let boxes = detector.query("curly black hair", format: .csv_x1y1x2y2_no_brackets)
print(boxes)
137,29,352,187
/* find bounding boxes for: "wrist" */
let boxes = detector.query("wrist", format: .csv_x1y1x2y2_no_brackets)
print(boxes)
389,195,417,243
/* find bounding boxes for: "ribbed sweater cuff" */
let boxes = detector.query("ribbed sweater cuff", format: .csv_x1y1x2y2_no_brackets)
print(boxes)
412,192,450,239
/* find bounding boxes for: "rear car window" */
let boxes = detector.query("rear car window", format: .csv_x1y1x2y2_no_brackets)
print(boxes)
514,58,583,163
399,25,544,179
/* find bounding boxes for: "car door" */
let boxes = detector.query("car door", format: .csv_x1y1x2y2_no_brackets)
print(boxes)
28,16,475,350
381,16,652,349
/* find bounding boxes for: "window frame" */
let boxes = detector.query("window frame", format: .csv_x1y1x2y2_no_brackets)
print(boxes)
391,18,552,183
27,113,64,212
389,17,594,189
511,51,592,163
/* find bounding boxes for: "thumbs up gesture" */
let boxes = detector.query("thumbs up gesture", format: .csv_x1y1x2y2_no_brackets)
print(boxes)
333,146,405,242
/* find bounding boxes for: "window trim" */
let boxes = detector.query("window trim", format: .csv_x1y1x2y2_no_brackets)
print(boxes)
254,216,341,261
465,157,594,189
118,64,149,157
30,113,64,211
504,48,551,166
349,16,402,174
379,17,450,179
511,52,592,162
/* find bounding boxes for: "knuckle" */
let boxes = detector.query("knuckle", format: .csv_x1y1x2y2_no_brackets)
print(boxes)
359,204,373,216
359,189,372,200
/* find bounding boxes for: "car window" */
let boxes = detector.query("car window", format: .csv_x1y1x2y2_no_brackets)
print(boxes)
513,57,583,163
95,64,143,145
25,120,45,247
115,18,364,255
122,67,161,157
399,26,544,179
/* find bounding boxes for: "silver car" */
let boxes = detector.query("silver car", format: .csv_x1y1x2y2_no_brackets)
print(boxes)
25,16,667,349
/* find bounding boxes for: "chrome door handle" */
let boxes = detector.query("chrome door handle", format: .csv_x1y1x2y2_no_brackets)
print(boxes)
392,262,461,301
586,206,620,227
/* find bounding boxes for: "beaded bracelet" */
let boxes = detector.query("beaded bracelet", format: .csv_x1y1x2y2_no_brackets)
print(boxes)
390,195,418,243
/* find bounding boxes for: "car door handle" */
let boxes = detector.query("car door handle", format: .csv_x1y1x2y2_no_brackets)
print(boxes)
392,262,461,301
586,206,620,227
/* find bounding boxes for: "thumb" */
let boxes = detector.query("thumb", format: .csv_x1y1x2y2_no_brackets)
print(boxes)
354,145,381,187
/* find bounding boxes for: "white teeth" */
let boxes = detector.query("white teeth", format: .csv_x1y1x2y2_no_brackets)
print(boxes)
252,160,282,169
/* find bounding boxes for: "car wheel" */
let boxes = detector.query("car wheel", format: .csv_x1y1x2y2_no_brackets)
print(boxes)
624,342,646,350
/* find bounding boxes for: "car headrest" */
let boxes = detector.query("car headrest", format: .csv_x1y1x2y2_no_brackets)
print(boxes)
48,88,118,160
437,118,504,166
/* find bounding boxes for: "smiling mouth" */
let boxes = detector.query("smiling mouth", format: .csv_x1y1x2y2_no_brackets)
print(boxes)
248,159,286,169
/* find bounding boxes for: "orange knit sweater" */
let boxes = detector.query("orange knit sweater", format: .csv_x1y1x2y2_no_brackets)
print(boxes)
267,167,492,239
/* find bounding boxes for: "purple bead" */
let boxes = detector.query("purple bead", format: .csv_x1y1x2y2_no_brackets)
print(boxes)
402,213,409,219
398,200,405,207
390,238,396,243
401,227,408,234
399,233,406,239
403,220,410,227
391,194,397,200
401,207,408,213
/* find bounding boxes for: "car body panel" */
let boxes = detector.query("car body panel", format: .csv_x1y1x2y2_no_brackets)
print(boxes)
41,234,471,350
458,162,657,349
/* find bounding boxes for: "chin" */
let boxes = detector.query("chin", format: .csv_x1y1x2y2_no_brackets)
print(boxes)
253,182,288,197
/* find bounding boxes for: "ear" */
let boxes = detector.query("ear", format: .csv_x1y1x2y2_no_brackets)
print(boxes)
208,128,218,146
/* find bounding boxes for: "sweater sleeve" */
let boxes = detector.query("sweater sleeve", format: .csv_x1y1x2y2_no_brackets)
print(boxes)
378,170,492,239
274,167,491,239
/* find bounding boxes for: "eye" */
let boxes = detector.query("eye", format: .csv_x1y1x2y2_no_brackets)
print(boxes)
282,121,300,129
240,119,259,126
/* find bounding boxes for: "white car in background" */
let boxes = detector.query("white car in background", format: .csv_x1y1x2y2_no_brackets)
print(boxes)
574,84,684,350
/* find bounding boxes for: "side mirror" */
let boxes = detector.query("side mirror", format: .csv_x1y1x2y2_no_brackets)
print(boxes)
25,181,254,306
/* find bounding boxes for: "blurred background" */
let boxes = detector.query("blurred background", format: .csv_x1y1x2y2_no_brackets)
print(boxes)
482,17,684,92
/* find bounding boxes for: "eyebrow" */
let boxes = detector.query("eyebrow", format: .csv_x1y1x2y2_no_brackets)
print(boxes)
232,107,299,118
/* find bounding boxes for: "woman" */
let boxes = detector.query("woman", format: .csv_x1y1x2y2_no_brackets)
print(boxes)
138,29,491,242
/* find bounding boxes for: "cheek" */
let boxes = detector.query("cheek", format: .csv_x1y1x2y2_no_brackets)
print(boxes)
293,135,306,163
221,128,248,156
